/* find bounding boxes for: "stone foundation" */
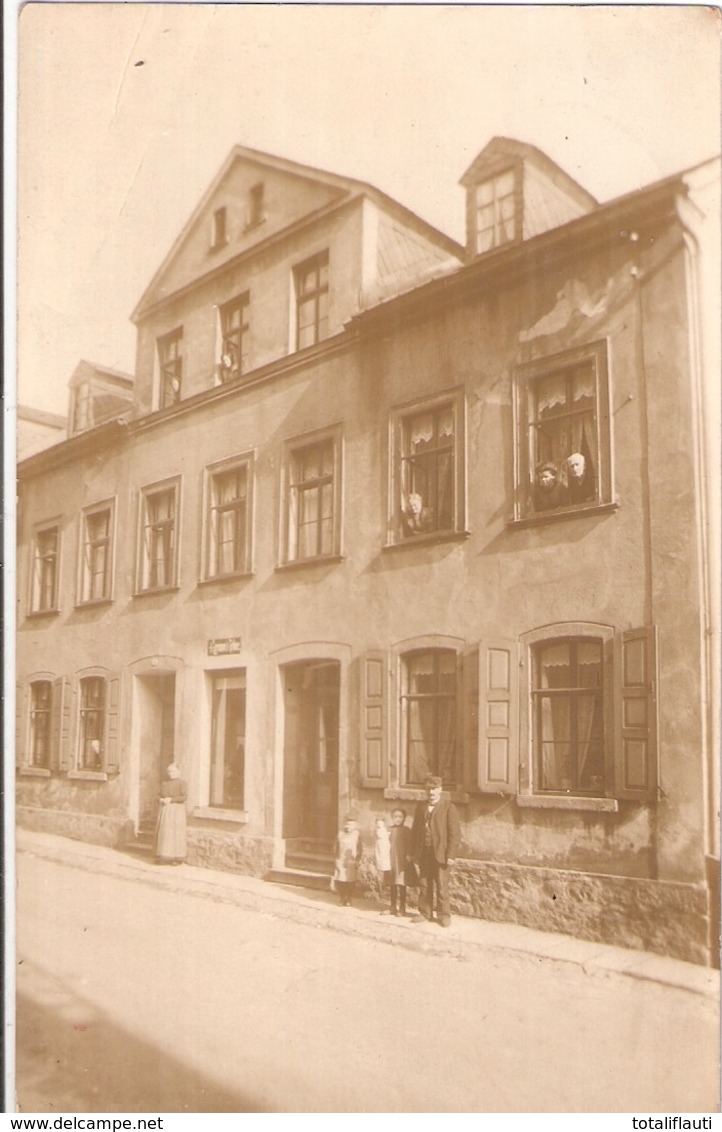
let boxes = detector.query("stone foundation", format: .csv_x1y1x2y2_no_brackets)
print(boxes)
17,805,124,847
187,828,272,878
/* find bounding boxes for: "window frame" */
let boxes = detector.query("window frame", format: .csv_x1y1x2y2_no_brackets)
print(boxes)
206,668,247,812
399,645,461,789
76,674,107,772
387,389,467,547
136,478,182,594
474,165,521,255
28,678,53,770
216,293,250,384
202,453,254,582
280,426,343,566
157,327,183,409
28,520,61,615
293,250,330,352
211,206,228,250
513,340,613,523
76,498,116,605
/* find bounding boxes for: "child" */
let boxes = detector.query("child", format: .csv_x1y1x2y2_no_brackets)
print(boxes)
333,813,363,907
374,817,391,875
382,808,414,917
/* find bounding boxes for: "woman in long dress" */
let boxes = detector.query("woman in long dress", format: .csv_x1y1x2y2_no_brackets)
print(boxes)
155,762,187,865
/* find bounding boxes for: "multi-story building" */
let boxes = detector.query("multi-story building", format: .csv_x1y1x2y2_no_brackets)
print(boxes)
16,138,720,966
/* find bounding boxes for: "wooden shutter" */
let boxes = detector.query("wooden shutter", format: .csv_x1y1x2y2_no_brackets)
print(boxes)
615,627,658,801
105,675,121,775
360,651,389,788
16,684,25,769
461,646,480,789
478,640,518,793
51,676,72,772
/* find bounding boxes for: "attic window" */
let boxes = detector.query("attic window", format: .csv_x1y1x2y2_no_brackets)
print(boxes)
475,168,518,254
247,183,265,229
211,207,228,250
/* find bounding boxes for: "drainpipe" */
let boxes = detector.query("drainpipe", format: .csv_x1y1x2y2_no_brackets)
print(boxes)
675,172,721,962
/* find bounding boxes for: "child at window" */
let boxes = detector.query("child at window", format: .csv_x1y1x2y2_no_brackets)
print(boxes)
381,808,414,917
333,814,363,907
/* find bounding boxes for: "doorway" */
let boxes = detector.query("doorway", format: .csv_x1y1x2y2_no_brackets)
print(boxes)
282,660,340,862
134,673,176,825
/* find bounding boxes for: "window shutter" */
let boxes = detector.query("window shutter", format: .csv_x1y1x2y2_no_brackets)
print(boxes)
51,677,72,772
105,675,121,774
478,640,518,793
461,646,480,789
16,684,25,769
615,627,658,801
360,651,389,788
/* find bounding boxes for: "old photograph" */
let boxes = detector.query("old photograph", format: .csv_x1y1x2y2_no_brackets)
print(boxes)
10,2,721,1114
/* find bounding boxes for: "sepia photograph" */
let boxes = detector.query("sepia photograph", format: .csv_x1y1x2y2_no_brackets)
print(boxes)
8,1,721,1115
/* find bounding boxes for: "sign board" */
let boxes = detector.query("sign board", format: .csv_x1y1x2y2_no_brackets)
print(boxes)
207,637,242,656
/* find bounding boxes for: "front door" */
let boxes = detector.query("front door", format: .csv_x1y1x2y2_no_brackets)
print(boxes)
135,673,176,824
282,660,340,860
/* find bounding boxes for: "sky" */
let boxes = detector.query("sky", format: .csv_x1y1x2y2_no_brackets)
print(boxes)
13,2,722,417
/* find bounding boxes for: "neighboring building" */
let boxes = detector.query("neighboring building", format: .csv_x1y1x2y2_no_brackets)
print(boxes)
18,405,67,459
67,361,134,437
16,140,720,966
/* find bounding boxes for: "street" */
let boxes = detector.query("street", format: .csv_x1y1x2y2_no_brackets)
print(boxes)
14,847,719,1113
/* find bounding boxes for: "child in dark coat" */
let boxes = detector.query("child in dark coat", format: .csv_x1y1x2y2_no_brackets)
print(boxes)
381,808,414,917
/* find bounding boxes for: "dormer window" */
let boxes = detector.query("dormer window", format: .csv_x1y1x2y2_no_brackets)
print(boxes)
247,183,265,228
211,207,227,249
474,168,518,254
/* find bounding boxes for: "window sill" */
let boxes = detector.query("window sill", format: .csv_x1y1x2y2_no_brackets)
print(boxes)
383,530,471,552
193,806,248,825
383,786,470,805
19,766,51,778
26,608,61,619
507,501,619,530
209,237,229,254
68,770,108,782
276,554,344,572
243,216,266,234
74,598,113,609
133,585,181,597
199,571,254,586
516,794,619,813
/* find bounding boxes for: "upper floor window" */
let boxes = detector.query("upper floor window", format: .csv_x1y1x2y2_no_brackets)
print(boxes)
78,501,114,604
204,456,253,580
71,382,91,434
78,676,106,771
247,183,264,228
211,206,227,249
514,341,612,521
158,328,183,408
475,168,518,254
282,429,341,564
30,524,60,613
294,251,329,350
401,649,458,787
389,391,465,545
137,480,180,592
29,680,52,769
218,294,250,383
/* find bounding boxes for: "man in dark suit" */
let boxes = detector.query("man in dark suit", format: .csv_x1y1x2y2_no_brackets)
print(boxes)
410,774,461,928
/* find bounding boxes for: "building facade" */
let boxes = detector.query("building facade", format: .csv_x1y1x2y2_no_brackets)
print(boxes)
16,140,720,966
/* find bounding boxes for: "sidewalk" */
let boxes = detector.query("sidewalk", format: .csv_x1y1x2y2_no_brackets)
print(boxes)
14,827,719,999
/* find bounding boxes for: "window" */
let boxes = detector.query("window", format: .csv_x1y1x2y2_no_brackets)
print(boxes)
514,341,612,520
72,382,91,434
390,392,465,544
294,251,329,350
158,328,183,408
30,524,60,613
209,671,246,809
401,649,458,786
211,206,227,248
78,676,105,771
78,502,114,603
248,183,264,228
138,481,180,592
217,294,250,383
29,681,52,769
282,431,341,564
475,168,518,254
204,457,252,579
531,638,605,795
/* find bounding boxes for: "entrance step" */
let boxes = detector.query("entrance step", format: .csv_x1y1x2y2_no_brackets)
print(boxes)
264,867,334,892
121,819,156,858
285,851,334,875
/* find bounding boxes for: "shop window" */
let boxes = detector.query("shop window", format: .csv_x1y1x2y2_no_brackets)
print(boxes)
203,456,253,579
78,501,114,604
389,391,465,544
28,680,52,769
294,251,329,350
531,637,605,795
217,294,250,384
30,523,60,614
209,671,246,809
77,676,106,771
158,328,183,408
401,649,458,786
282,429,341,564
137,480,180,592
514,341,611,520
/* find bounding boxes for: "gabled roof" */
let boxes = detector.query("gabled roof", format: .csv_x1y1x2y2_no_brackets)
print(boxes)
460,136,598,211
69,359,134,389
131,145,463,321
